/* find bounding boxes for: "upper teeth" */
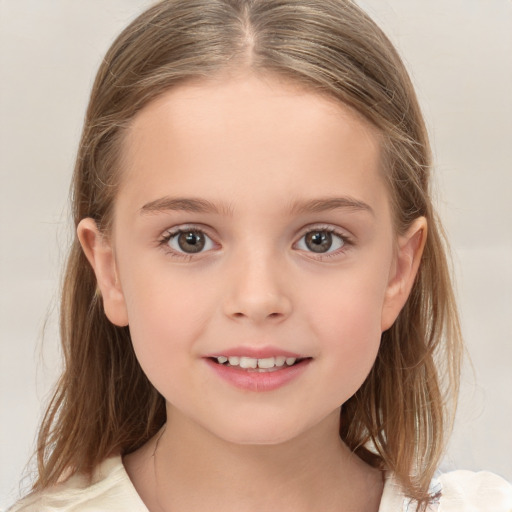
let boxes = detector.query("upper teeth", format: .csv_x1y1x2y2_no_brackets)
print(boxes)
215,356,297,368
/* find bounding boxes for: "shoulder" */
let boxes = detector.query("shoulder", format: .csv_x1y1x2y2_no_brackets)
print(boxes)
380,470,512,512
436,470,512,510
8,456,149,512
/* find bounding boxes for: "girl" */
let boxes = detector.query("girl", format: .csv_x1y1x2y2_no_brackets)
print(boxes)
9,0,512,511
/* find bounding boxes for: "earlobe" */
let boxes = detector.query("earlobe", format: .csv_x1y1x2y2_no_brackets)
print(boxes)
381,217,427,332
77,218,129,327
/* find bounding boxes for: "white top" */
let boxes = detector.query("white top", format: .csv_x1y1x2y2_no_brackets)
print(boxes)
9,456,512,511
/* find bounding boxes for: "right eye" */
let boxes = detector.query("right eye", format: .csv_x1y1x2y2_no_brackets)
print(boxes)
161,228,215,255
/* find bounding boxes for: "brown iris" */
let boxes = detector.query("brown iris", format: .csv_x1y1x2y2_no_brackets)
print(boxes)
177,231,206,253
304,231,333,253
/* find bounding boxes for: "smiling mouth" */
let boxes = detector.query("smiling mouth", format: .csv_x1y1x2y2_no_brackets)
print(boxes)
209,356,310,372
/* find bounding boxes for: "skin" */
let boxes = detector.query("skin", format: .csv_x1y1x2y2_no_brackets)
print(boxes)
79,72,426,512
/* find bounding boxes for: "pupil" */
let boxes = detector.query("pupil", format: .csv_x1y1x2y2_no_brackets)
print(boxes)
306,231,332,253
178,231,205,253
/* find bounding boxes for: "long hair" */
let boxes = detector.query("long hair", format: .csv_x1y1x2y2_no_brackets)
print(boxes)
34,1,462,507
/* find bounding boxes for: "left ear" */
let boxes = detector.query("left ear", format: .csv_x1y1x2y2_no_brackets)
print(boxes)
381,216,427,331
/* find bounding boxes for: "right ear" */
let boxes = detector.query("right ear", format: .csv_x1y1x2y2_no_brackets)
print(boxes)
77,218,129,327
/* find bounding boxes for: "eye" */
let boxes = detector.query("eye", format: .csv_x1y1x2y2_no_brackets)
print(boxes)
295,228,346,254
162,228,215,254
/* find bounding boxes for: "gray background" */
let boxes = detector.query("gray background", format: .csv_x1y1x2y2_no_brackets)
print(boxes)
1,0,511,508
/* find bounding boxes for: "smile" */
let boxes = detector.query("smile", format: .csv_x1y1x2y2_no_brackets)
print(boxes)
212,356,304,372
205,353,312,392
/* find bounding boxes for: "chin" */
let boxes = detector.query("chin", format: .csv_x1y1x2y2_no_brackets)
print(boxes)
206,416,317,447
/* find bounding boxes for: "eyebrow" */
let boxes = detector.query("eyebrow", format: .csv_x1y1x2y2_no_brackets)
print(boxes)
140,197,234,216
288,196,374,217
140,196,374,217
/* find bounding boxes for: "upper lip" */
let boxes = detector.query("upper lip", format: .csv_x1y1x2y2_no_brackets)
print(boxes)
204,346,306,359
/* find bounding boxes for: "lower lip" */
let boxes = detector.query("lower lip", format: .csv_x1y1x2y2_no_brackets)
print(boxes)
205,358,311,392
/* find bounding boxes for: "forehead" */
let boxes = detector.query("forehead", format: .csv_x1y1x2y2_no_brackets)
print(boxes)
117,73,387,218
123,73,380,155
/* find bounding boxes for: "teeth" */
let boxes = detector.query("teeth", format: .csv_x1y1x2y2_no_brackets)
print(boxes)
257,357,275,369
215,355,300,369
239,357,258,369
275,356,286,367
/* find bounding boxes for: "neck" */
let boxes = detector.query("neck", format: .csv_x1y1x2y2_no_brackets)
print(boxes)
124,408,383,512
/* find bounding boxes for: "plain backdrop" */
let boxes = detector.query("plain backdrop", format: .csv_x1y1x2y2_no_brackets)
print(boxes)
1,0,511,508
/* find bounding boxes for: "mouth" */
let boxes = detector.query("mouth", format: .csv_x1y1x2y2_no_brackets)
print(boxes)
209,355,310,372
204,347,312,391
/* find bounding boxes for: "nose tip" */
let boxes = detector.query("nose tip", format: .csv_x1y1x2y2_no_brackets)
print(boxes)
228,299,292,323
222,261,293,324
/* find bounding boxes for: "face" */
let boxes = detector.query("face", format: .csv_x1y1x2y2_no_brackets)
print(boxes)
79,73,425,446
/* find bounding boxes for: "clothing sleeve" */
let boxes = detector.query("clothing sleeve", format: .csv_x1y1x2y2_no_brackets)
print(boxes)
438,470,512,511
6,457,149,512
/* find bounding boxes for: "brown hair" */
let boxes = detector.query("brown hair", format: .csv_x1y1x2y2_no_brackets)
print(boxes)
34,0,462,508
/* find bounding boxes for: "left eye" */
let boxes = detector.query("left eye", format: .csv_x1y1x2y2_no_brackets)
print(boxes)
165,229,215,254
296,229,345,254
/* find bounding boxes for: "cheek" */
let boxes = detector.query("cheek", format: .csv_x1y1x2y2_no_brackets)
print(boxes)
302,267,389,392
307,260,389,338
323,297,382,376
122,261,215,335
119,269,217,385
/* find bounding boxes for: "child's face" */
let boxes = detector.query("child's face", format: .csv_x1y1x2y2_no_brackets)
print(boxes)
80,73,424,445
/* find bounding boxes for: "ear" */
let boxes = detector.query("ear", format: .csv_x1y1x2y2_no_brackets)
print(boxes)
381,217,427,332
77,218,129,327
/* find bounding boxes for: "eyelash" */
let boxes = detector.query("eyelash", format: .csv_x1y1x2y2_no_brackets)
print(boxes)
158,225,353,261
297,226,353,261
158,226,215,262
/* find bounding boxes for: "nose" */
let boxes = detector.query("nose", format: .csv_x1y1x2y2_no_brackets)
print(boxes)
222,250,293,324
